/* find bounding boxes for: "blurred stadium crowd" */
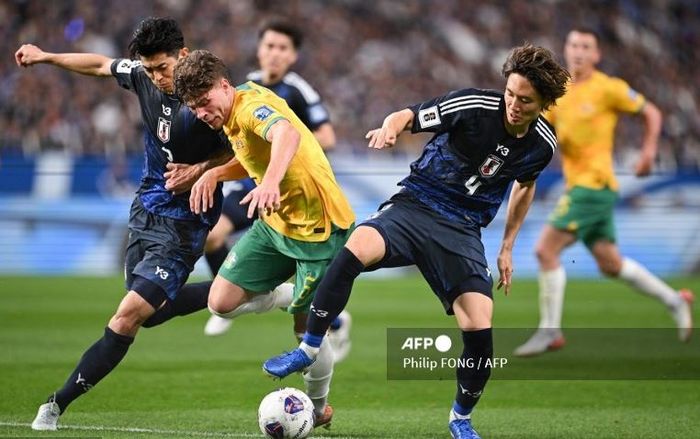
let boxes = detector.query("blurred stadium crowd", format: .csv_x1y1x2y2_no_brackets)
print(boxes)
1,0,699,170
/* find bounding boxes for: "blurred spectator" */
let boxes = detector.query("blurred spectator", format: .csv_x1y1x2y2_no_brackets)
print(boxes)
2,0,699,170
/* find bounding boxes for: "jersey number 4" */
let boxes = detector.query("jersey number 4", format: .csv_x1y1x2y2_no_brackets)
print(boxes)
464,175,483,195
161,147,174,162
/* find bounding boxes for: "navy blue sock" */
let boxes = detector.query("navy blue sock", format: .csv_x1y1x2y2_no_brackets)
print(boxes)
205,245,229,276
455,328,492,415
305,247,364,341
142,281,212,328
52,327,134,412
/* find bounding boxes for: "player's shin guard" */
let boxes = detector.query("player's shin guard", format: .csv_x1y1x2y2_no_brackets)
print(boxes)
305,248,364,341
142,281,212,328
53,327,134,412
302,337,334,417
209,283,294,319
455,328,493,416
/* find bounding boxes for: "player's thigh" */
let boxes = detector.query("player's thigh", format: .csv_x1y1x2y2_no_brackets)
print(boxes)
359,194,436,270
208,274,249,312
452,292,493,331
125,200,207,301
417,241,494,317
535,224,577,261
345,225,386,266
286,226,355,315
217,220,296,294
549,186,617,249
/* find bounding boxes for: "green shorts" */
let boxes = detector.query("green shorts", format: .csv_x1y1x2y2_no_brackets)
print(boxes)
549,186,617,248
218,219,354,314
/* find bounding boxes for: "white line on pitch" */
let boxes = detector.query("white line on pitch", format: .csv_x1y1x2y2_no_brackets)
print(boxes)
0,421,354,438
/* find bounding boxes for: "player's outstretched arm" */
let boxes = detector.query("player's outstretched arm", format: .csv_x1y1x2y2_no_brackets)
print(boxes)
497,180,537,295
365,108,414,149
635,101,663,177
15,44,113,77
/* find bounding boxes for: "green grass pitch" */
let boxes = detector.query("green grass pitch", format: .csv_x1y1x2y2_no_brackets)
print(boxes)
1,275,698,438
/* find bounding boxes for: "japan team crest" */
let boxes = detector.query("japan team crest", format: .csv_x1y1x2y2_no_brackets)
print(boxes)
479,154,504,177
157,117,171,143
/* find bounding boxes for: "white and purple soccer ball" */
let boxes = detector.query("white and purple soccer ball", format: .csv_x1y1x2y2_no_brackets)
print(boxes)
258,387,315,439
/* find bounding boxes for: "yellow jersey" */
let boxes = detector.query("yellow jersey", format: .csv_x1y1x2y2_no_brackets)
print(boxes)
544,70,646,191
223,81,354,242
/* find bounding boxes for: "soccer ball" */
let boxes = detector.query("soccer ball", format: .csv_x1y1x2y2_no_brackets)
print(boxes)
258,387,315,439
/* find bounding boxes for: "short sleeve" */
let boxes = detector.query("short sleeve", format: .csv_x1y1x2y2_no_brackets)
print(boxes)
110,58,142,93
607,77,646,114
240,100,288,141
409,88,500,134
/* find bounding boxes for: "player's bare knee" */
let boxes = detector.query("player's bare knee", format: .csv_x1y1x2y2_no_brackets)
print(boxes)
109,311,145,335
207,297,236,316
535,243,557,266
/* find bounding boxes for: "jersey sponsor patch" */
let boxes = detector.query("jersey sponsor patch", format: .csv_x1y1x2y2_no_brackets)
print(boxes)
479,154,504,177
253,105,274,121
418,106,441,129
157,117,171,143
116,59,140,74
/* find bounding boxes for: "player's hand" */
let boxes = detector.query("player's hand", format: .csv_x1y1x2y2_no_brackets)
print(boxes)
240,182,280,218
634,151,654,177
189,170,218,214
165,162,204,194
366,126,398,149
496,248,514,295
15,44,46,67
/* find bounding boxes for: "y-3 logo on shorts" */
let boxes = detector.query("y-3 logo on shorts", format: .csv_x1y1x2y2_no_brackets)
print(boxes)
155,266,169,280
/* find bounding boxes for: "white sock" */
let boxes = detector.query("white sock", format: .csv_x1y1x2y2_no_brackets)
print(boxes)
537,266,566,329
299,341,320,359
302,337,334,416
449,408,471,421
215,283,294,319
618,258,681,309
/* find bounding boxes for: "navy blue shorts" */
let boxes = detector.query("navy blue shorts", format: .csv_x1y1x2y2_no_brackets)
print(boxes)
221,178,257,231
124,198,208,306
362,191,493,314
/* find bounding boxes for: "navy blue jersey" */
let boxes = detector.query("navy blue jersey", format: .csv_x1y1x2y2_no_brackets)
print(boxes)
111,58,230,227
247,70,330,130
402,88,556,227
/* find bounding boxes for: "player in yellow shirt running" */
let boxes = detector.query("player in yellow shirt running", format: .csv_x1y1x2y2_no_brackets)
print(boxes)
515,27,694,357
173,50,354,427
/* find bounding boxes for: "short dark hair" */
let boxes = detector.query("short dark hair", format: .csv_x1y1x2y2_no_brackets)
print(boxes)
258,18,303,49
501,43,570,110
128,17,184,59
174,50,229,104
569,26,600,45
